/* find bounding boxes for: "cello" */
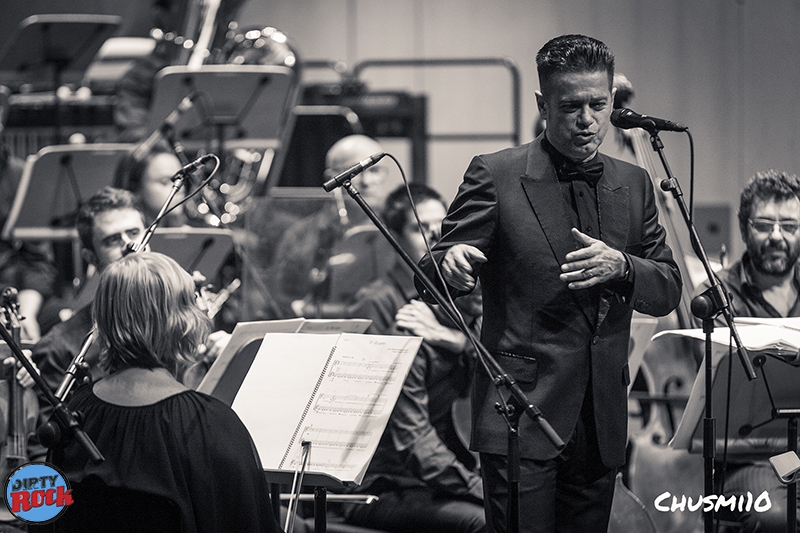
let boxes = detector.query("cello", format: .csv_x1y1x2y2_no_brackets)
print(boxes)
0,287,39,523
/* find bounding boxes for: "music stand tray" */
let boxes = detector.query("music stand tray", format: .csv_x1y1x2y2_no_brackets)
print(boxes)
146,65,298,146
1,143,134,241
0,14,122,88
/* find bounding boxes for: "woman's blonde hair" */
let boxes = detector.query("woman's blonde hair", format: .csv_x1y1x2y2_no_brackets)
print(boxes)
93,252,210,374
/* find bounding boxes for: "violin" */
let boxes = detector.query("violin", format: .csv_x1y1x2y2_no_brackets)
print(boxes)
0,288,40,523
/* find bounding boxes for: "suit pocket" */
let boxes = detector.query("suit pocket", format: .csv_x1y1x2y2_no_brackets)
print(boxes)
495,351,538,385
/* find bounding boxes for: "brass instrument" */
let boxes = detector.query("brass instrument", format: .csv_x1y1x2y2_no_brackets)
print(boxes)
149,0,301,225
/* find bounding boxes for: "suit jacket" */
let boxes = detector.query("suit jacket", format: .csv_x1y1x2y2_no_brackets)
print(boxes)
417,135,682,468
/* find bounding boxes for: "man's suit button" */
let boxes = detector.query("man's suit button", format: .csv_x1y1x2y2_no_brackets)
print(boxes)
592,336,599,345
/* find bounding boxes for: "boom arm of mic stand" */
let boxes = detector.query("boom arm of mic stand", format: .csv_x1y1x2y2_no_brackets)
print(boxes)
337,179,565,451
649,132,757,381
0,320,104,463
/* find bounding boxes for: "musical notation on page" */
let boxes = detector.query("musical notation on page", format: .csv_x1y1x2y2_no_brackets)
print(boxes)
232,332,422,485
327,360,402,382
313,393,388,416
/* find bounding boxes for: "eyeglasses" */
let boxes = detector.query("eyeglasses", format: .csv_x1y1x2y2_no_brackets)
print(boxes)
748,218,800,235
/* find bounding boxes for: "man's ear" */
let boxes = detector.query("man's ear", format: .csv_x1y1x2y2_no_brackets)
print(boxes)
535,91,547,120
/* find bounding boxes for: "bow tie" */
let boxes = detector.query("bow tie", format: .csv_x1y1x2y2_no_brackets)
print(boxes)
557,161,604,185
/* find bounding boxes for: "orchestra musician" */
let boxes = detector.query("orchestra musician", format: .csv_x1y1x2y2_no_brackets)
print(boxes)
416,34,682,532
32,187,148,404
113,144,188,228
32,251,281,533
697,169,800,532
345,183,485,533
274,134,393,318
32,187,232,412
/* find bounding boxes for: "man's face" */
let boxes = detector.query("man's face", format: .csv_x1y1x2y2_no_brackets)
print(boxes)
745,198,800,276
87,208,146,271
536,70,614,163
352,165,390,208
402,199,446,262
326,136,390,208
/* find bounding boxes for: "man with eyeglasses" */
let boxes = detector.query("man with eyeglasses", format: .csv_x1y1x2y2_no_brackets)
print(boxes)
698,169,800,532
714,170,800,321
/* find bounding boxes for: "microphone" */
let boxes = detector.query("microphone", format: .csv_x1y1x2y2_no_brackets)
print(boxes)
611,108,688,134
132,93,200,161
323,152,386,192
172,154,215,181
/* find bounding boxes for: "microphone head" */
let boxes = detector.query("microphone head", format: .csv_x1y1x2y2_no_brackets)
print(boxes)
610,108,656,131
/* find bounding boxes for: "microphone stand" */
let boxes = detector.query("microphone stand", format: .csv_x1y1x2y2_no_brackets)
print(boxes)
646,129,756,533
329,177,565,533
0,290,104,464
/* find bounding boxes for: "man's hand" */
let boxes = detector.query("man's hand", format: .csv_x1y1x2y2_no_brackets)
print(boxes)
559,228,628,290
440,244,487,292
395,300,468,352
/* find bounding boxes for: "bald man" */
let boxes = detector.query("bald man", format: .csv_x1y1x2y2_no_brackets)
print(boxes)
272,135,394,317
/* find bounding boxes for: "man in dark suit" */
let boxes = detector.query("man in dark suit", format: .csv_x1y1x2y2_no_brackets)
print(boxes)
416,34,682,532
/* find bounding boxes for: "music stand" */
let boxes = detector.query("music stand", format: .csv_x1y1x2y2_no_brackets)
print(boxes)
197,318,372,405
327,225,396,303
146,65,299,186
2,143,133,241
0,14,121,141
147,227,234,281
668,322,800,533
0,14,121,86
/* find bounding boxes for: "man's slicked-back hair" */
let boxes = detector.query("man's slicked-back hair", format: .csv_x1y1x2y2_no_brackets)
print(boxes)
76,187,145,252
536,34,615,92
738,170,800,238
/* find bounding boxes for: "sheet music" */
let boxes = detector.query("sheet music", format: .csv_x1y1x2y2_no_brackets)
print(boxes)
232,332,422,485
667,318,800,451
196,318,372,395
296,318,372,334
196,319,304,394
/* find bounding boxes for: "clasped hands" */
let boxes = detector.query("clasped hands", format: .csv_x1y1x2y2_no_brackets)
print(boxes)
439,228,627,291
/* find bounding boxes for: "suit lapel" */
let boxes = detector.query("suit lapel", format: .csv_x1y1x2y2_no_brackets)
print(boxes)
596,158,630,327
520,139,596,324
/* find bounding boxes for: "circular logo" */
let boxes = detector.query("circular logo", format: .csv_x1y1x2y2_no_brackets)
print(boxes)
3,462,73,524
